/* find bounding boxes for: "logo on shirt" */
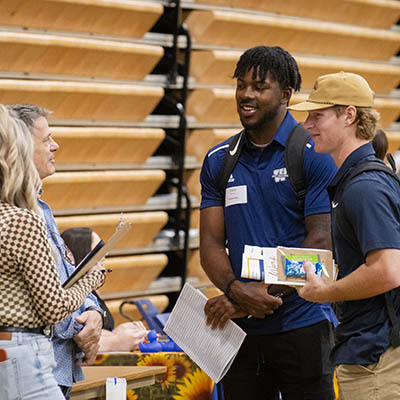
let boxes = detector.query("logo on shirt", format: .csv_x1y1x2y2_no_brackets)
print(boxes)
228,174,235,183
272,168,288,182
332,201,339,208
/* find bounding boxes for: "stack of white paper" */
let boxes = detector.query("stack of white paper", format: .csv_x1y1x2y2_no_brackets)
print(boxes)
164,282,246,383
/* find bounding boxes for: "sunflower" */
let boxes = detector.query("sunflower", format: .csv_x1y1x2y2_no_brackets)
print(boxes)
170,354,192,381
137,353,176,389
173,369,214,400
94,353,108,365
126,389,138,400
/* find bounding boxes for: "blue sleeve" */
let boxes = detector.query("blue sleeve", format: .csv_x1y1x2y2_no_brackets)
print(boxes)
303,142,337,217
342,174,400,257
200,150,225,209
84,293,100,309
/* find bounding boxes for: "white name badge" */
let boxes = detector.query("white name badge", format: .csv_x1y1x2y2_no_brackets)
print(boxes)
225,185,247,207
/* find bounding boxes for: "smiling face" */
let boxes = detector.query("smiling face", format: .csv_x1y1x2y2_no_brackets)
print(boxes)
235,69,289,136
32,116,59,179
304,107,346,155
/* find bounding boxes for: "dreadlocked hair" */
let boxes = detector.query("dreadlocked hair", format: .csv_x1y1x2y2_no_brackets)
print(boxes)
233,46,302,92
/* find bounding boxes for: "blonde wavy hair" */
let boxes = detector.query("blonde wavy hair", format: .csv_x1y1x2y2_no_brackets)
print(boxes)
333,105,380,141
0,105,41,213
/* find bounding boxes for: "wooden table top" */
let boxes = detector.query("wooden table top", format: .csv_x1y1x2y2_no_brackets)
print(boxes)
71,365,166,395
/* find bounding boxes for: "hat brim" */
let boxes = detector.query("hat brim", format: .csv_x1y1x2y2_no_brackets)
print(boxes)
287,101,334,112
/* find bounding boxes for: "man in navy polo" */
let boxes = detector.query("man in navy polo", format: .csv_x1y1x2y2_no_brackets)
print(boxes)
293,72,400,399
200,46,337,400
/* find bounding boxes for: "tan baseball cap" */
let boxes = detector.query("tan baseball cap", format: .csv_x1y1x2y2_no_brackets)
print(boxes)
287,71,374,111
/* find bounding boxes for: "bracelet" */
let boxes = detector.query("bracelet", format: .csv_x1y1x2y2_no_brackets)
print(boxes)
225,278,239,303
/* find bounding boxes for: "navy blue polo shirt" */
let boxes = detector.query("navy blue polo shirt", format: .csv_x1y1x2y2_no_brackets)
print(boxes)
200,112,338,335
329,142,400,366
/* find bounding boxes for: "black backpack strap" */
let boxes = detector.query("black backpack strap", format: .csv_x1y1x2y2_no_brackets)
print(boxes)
217,130,246,196
334,160,400,348
284,123,311,209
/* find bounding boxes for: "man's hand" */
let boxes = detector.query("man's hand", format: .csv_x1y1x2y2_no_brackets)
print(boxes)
297,260,328,303
204,295,247,330
230,280,282,318
73,310,102,365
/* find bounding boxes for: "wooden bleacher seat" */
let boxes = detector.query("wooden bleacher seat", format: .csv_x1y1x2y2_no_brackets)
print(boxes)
97,254,168,299
105,295,169,327
188,249,210,282
0,79,163,122
184,10,400,61
194,0,400,30
42,170,165,211
0,31,163,80
186,169,202,200
52,127,164,166
0,0,162,38
55,212,168,250
190,50,400,94
187,88,400,128
186,88,238,124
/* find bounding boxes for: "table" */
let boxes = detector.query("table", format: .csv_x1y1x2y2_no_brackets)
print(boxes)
95,351,215,400
71,365,166,400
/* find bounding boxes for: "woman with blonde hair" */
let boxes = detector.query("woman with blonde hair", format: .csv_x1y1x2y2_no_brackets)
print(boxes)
0,105,106,400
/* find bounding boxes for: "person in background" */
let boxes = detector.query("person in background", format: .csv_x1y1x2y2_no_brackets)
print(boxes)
8,104,107,400
61,227,147,352
0,105,105,400
200,46,338,400
372,128,389,161
290,71,400,399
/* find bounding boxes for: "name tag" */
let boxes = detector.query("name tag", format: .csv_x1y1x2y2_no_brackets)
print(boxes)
225,185,247,207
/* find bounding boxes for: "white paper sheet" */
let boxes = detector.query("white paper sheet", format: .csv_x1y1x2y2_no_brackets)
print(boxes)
164,282,246,383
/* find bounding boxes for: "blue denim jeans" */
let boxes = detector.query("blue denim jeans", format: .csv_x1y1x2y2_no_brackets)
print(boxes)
0,331,64,399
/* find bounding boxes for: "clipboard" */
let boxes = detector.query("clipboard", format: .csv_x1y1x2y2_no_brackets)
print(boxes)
62,220,131,289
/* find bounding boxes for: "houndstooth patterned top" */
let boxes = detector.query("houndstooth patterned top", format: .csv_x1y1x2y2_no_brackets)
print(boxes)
0,202,105,328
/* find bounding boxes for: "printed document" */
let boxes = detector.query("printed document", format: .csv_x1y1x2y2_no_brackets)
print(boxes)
164,282,246,383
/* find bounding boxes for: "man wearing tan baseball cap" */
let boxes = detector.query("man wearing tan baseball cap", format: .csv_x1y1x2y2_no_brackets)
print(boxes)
291,72,400,400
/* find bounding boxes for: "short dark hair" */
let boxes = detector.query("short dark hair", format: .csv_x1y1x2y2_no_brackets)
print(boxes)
233,46,301,92
7,104,51,133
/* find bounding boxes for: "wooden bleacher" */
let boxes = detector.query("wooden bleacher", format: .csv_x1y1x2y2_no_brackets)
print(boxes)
194,0,400,29
190,50,400,94
0,0,162,38
0,31,163,80
55,212,168,250
98,254,169,299
41,170,166,211
0,79,163,122
53,127,165,166
184,9,400,61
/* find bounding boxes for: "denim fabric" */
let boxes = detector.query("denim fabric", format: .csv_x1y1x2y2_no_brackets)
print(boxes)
38,198,99,387
0,332,64,399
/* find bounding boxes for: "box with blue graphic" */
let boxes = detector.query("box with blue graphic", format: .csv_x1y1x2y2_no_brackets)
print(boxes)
241,246,335,286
